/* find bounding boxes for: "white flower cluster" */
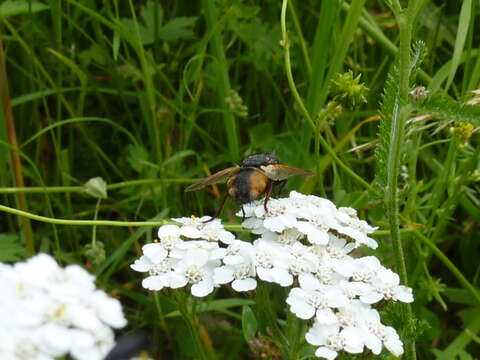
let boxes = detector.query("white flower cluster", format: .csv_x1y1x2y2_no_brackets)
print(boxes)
131,191,413,359
0,254,127,360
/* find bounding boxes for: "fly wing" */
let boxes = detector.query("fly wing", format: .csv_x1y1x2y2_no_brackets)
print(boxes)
185,166,241,191
260,164,313,181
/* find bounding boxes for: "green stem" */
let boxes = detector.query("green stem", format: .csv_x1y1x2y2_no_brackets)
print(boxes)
153,292,171,338
0,203,242,233
0,204,170,227
0,178,195,194
386,4,416,360
91,198,101,246
176,292,209,360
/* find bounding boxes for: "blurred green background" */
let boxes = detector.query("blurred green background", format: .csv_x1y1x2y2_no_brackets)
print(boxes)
0,0,479,358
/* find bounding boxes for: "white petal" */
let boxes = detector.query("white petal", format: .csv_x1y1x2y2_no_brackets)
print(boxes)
130,256,152,272
290,302,315,320
364,330,382,354
213,267,234,285
261,231,278,242
38,323,71,357
295,221,317,235
271,268,293,287
185,249,209,266
264,217,286,232
378,268,399,284
94,294,127,328
307,230,329,245
280,214,298,228
360,292,383,304
330,259,355,277
218,232,235,245
394,286,414,303
181,226,203,239
306,323,339,346
341,327,364,353
256,267,274,282
315,347,338,360
68,303,103,331
223,254,245,265
232,278,257,292
191,280,214,297
168,273,188,289
142,275,167,290
157,224,180,238
384,327,404,356
142,243,168,263
207,248,225,261
315,308,338,324
298,273,321,290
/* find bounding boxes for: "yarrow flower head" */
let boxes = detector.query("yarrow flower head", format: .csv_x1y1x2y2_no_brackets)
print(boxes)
131,191,413,359
240,191,378,249
131,217,234,297
0,254,127,360
171,216,235,244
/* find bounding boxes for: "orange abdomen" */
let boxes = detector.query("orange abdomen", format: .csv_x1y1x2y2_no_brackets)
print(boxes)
227,169,269,204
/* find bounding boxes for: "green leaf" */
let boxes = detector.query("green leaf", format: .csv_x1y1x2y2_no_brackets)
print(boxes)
416,94,480,126
241,305,258,342
165,298,255,318
161,150,196,167
121,1,196,45
0,234,26,262
0,0,49,16
229,18,281,70
444,0,472,91
141,0,163,33
159,17,197,42
127,144,150,173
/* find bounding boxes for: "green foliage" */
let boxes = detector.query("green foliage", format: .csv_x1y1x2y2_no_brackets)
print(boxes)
416,95,480,126
121,1,197,44
375,63,399,194
0,0,479,358
0,234,26,262
0,0,49,16
241,305,258,342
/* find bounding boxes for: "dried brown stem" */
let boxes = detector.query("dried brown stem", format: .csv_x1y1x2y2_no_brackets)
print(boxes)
0,38,34,255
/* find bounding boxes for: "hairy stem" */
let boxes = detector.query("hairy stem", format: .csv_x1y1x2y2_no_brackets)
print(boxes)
386,4,416,360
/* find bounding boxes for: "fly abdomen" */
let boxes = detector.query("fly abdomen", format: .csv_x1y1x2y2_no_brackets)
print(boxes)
227,169,268,205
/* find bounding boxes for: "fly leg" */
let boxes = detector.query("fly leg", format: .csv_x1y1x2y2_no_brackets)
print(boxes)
263,180,274,214
274,179,287,196
204,192,228,223
241,206,245,222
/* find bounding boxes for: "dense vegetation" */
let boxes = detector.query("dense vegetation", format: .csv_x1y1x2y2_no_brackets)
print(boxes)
0,0,479,359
